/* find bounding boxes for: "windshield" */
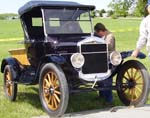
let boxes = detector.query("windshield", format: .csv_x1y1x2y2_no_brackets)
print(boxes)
43,9,92,34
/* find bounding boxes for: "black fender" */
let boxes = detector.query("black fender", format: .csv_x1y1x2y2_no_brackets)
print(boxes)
121,50,146,59
1,57,20,73
108,50,146,78
35,55,67,80
40,55,67,65
110,51,146,78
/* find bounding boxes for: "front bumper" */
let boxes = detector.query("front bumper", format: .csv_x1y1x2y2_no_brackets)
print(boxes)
78,70,111,82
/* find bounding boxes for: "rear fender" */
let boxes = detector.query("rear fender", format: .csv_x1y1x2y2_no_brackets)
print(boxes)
1,57,20,73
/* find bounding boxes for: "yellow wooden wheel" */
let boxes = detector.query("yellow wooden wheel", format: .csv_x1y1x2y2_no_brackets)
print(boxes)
4,65,17,101
39,63,69,117
5,69,13,96
117,60,149,106
43,71,61,111
121,67,144,102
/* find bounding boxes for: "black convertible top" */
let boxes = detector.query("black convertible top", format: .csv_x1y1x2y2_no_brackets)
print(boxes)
18,0,95,16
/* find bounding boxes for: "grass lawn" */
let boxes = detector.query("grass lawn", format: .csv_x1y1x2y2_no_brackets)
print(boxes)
0,18,150,118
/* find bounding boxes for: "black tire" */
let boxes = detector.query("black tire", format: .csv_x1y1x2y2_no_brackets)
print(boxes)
3,65,17,101
39,63,69,117
116,60,150,107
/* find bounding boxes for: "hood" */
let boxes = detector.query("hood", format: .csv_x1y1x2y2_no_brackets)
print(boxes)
78,36,105,46
55,36,105,54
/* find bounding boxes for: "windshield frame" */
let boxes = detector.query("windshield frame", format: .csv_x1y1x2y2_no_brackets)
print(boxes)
42,8,93,35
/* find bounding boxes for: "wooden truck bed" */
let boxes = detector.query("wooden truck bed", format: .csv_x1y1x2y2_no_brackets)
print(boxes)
9,48,30,65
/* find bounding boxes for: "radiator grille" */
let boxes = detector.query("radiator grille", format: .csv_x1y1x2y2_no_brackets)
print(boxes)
81,44,108,74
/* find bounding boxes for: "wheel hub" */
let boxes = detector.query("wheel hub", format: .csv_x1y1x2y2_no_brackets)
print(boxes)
44,86,55,95
49,87,55,95
128,79,136,89
6,80,12,87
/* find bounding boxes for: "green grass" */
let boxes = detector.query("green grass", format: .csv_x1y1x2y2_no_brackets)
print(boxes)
0,19,23,39
0,18,150,118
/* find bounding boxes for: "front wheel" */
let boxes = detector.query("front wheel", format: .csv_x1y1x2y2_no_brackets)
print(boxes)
116,60,150,107
39,63,69,117
3,65,17,101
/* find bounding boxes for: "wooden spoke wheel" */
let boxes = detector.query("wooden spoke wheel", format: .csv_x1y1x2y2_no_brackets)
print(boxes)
43,71,61,111
116,60,150,106
39,63,69,117
4,65,17,101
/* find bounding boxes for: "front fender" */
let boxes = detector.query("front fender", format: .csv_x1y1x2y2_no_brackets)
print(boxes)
40,55,67,65
1,57,20,73
121,50,146,59
34,55,67,80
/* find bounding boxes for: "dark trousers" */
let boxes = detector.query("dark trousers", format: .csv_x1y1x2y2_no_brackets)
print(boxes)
98,77,113,103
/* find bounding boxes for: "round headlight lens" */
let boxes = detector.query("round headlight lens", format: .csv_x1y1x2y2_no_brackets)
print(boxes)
71,53,85,68
110,51,122,66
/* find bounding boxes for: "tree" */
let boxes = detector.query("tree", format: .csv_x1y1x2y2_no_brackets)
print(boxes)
108,0,134,17
107,10,114,16
99,9,106,17
90,11,95,18
134,0,147,17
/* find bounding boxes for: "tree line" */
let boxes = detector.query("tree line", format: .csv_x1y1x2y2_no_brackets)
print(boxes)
0,13,18,20
109,0,147,17
93,0,147,18
0,0,148,20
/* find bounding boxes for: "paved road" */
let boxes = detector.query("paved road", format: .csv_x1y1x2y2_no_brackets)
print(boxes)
33,105,150,118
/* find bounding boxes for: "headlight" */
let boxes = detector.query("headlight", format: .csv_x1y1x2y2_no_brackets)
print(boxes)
71,53,85,68
110,51,122,66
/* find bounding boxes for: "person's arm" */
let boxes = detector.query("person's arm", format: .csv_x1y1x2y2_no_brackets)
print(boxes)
132,19,148,57
131,48,140,58
105,33,115,51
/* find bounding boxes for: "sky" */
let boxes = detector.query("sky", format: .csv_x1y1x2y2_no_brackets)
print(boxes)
0,0,112,13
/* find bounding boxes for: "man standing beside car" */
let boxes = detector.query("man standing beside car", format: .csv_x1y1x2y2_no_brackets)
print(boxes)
94,23,115,104
132,4,150,57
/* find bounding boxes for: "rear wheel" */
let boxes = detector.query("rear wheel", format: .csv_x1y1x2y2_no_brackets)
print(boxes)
3,65,17,101
116,60,150,106
39,63,69,117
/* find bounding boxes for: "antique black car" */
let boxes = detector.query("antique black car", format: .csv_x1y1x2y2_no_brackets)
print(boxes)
1,1,150,117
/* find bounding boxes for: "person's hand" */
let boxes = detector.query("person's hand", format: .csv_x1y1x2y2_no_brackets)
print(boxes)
131,49,140,58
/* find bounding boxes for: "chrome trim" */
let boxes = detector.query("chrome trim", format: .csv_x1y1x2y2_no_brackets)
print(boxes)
77,36,105,46
41,8,48,42
110,51,122,66
77,36,110,82
82,51,107,54
89,11,94,33
71,53,85,68
79,70,111,82
45,51,107,56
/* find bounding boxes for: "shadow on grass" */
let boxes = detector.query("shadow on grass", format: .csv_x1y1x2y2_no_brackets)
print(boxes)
16,86,123,114
17,86,43,110
67,91,123,113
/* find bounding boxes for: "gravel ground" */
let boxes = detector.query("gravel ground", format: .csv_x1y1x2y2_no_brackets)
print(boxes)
32,105,150,118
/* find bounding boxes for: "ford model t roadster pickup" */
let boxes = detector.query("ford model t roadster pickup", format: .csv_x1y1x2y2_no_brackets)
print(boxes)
1,1,150,117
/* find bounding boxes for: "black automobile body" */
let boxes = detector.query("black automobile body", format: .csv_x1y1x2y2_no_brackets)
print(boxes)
1,1,150,117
